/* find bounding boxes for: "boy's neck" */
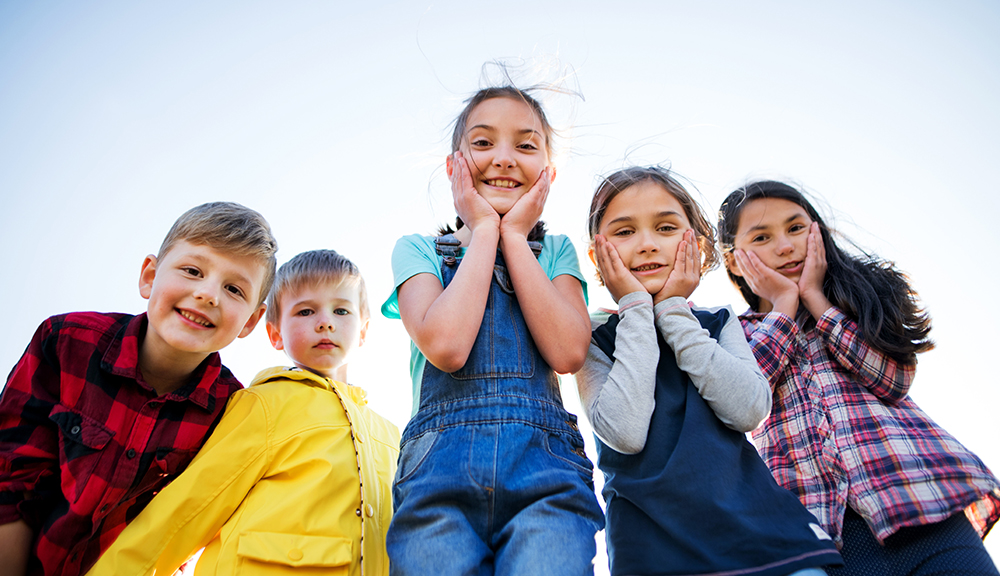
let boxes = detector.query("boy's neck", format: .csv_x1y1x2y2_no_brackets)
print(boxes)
139,344,210,396
298,363,348,383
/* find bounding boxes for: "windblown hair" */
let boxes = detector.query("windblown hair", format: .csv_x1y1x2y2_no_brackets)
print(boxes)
265,249,368,325
717,180,933,362
440,86,552,242
588,166,720,286
158,201,278,306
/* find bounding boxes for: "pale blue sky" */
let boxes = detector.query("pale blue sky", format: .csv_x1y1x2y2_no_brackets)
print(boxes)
2,1,998,567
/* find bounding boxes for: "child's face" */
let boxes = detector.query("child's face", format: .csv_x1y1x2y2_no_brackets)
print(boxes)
139,240,267,363
729,197,814,283
454,96,550,215
266,280,368,381
595,181,694,295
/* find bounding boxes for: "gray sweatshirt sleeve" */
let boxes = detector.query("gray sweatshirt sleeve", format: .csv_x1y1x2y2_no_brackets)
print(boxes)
575,291,659,455
653,297,772,432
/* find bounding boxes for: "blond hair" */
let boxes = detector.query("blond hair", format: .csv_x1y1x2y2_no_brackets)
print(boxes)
158,202,278,306
265,250,368,325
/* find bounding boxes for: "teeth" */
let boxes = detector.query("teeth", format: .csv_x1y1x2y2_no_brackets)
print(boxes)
487,179,518,188
634,264,661,272
180,310,212,327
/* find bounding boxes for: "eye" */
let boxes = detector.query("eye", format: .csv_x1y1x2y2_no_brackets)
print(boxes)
751,234,768,243
657,224,678,233
226,285,246,298
295,308,314,317
789,223,807,233
470,137,491,148
180,266,201,277
334,308,350,316
517,142,538,151
612,228,634,237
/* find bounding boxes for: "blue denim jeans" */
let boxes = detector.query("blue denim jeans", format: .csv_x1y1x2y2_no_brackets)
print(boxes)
387,239,604,575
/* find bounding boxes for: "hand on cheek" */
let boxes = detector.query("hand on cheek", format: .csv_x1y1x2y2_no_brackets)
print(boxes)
655,230,701,304
449,152,499,233
501,166,551,239
595,235,647,304
797,222,834,319
734,249,799,316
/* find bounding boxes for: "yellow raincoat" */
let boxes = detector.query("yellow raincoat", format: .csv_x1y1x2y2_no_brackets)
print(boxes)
87,367,399,575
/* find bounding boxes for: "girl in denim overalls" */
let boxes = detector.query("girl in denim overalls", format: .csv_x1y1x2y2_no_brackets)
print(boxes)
381,87,604,575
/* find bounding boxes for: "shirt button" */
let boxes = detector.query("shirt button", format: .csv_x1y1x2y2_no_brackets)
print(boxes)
355,432,364,443
365,504,374,517
355,508,362,517
126,449,137,459
288,549,303,561
70,426,81,435
566,420,579,431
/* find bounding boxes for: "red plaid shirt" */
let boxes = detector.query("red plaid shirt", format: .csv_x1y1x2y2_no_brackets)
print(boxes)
0,312,242,576
741,307,1000,546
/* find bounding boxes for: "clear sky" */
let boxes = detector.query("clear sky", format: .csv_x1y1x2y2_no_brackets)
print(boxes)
2,0,998,569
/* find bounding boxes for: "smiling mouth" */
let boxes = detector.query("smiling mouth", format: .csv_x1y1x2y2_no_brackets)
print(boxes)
777,261,803,272
632,263,664,273
178,309,214,328
485,179,521,189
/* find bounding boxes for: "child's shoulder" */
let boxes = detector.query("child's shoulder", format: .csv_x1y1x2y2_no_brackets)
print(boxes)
41,310,135,334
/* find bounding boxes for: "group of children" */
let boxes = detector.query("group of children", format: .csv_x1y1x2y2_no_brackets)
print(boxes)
1,81,999,576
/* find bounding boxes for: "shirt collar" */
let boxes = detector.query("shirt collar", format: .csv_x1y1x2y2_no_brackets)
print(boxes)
102,313,223,410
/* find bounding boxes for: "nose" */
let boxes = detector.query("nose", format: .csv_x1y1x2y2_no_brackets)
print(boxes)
315,314,336,332
775,234,794,256
193,283,220,306
493,144,516,169
636,230,659,253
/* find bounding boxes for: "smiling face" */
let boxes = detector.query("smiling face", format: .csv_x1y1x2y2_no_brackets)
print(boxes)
729,197,814,282
596,181,693,295
455,96,550,215
266,279,368,381
139,240,267,368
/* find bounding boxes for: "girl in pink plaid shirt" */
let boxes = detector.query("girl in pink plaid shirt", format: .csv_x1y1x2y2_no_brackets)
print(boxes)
719,181,1000,576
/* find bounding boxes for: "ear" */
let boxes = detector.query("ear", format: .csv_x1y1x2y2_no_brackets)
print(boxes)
238,304,267,339
724,250,744,278
138,255,158,300
265,320,284,350
549,166,557,183
446,153,454,178
357,318,370,348
587,244,598,268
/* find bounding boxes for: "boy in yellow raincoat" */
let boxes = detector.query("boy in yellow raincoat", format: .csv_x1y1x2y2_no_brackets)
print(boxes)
87,249,400,575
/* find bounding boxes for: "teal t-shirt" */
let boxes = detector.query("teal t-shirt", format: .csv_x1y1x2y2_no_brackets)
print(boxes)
381,233,588,415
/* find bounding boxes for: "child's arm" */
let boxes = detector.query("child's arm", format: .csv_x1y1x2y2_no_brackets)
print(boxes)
0,519,32,576
0,320,62,571
816,310,914,403
397,153,501,373
499,167,591,373
86,392,270,576
655,300,771,431
654,231,770,431
575,293,659,454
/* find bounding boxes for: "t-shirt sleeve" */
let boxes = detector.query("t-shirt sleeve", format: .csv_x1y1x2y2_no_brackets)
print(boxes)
381,235,442,320
544,234,588,304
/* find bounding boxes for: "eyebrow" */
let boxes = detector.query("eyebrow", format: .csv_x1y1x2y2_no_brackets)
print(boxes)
467,125,542,138
743,212,808,234
604,210,683,227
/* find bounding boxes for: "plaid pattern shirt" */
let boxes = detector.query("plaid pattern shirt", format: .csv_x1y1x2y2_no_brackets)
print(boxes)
0,312,242,576
741,306,1000,546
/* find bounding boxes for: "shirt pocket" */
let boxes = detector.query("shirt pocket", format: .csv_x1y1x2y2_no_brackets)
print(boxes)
236,531,352,575
48,404,115,500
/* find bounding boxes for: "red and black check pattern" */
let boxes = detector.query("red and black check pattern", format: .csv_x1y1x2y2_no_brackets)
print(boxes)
741,307,1000,546
0,312,242,576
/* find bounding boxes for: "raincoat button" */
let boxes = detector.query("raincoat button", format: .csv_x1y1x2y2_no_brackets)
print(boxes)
355,508,362,516
355,432,364,443
288,549,303,561
366,504,374,517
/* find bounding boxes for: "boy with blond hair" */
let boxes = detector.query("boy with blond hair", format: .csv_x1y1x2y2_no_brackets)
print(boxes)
0,202,278,576
88,249,400,576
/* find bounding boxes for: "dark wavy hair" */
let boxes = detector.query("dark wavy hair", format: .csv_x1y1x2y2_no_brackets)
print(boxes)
439,86,550,242
718,180,933,362
588,166,719,285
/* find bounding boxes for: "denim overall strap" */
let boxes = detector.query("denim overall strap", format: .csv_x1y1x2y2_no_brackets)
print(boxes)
403,234,576,439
